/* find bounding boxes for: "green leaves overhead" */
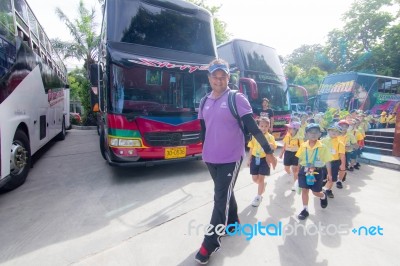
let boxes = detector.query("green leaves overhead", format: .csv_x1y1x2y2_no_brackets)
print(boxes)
51,0,100,73
285,0,400,95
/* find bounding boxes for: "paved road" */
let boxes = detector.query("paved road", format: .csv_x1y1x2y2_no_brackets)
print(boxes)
0,130,399,266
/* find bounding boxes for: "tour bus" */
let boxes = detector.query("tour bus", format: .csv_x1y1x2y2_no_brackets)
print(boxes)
288,84,309,113
217,39,292,139
0,0,68,192
90,0,217,166
314,72,400,114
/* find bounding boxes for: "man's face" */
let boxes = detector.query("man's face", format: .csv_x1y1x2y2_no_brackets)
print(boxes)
208,69,229,94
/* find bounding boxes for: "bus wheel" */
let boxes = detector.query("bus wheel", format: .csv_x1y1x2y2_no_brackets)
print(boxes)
99,130,107,160
1,130,31,192
56,117,66,141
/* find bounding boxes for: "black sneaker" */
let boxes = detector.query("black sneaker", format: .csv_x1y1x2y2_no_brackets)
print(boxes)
195,246,210,264
336,181,343,189
348,166,354,171
298,209,309,220
354,165,360,170
320,191,328,208
355,162,361,168
326,189,334,198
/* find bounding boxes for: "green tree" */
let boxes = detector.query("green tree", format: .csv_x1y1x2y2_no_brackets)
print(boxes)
285,44,324,72
285,64,301,84
51,0,100,73
187,0,231,45
67,68,95,125
378,24,400,76
323,0,394,72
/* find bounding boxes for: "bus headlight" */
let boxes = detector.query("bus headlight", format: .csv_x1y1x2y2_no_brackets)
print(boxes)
109,138,142,147
119,139,141,147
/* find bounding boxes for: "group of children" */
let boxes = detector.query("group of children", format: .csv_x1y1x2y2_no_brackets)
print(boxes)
247,111,368,220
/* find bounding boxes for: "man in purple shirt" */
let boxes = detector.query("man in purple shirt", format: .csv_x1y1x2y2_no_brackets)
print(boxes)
195,59,277,264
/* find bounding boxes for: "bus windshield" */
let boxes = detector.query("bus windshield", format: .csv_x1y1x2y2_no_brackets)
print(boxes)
107,0,215,56
250,82,289,112
234,40,285,82
109,64,210,115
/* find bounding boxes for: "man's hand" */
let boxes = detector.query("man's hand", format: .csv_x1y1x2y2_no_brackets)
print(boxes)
265,154,277,170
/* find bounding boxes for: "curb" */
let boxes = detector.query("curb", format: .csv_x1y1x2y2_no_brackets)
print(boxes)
71,125,97,130
358,157,400,171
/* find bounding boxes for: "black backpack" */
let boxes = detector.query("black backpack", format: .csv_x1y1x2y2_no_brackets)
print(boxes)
199,90,252,143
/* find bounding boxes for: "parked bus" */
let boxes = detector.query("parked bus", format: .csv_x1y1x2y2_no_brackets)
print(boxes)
288,84,309,113
314,72,400,114
90,0,217,166
0,0,69,191
217,39,291,139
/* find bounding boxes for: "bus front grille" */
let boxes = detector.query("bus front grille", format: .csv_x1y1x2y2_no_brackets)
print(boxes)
144,131,201,147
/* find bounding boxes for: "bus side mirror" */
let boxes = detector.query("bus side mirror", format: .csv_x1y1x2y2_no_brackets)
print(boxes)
89,64,102,86
239,78,258,100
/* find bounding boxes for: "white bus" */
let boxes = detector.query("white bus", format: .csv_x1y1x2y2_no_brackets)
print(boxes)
0,0,69,192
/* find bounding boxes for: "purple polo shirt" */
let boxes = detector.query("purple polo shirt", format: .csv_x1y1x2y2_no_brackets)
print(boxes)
198,88,253,163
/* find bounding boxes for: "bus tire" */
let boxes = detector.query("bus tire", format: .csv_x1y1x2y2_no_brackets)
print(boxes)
99,130,107,161
1,130,31,192
56,118,66,141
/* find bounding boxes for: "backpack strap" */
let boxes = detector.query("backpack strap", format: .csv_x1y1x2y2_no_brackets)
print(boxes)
199,92,212,114
228,90,247,137
228,90,240,119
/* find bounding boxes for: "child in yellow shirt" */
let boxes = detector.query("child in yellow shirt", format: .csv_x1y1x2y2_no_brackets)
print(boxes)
338,120,358,171
354,118,365,169
247,117,277,207
387,112,396,128
295,123,333,220
279,121,303,191
321,124,346,196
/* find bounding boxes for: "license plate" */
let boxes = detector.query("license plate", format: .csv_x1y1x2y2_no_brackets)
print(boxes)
165,147,186,159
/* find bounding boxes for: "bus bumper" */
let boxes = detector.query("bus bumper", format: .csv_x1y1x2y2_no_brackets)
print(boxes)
106,154,203,167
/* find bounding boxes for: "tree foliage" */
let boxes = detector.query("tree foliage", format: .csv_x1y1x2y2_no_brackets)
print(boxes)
67,68,96,125
51,0,100,73
187,0,231,45
285,0,400,98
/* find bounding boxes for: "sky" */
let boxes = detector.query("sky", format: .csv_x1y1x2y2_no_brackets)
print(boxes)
26,0,355,69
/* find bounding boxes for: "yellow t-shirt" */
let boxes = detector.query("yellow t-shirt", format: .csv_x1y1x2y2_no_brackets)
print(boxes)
298,122,308,140
247,133,277,158
282,132,303,152
295,140,333,167
354,129,364,141
388,115,396,124
339,132,357,152
380,115,387,123
321,137,345,161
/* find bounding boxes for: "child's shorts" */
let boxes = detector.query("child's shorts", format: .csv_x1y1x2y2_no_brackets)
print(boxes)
298,166,325,192
330,160,340,182
250,156,270,176
284,150,299,166
346,151,356,161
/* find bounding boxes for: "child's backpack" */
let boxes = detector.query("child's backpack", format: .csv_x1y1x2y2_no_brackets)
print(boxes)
199,90,252,143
